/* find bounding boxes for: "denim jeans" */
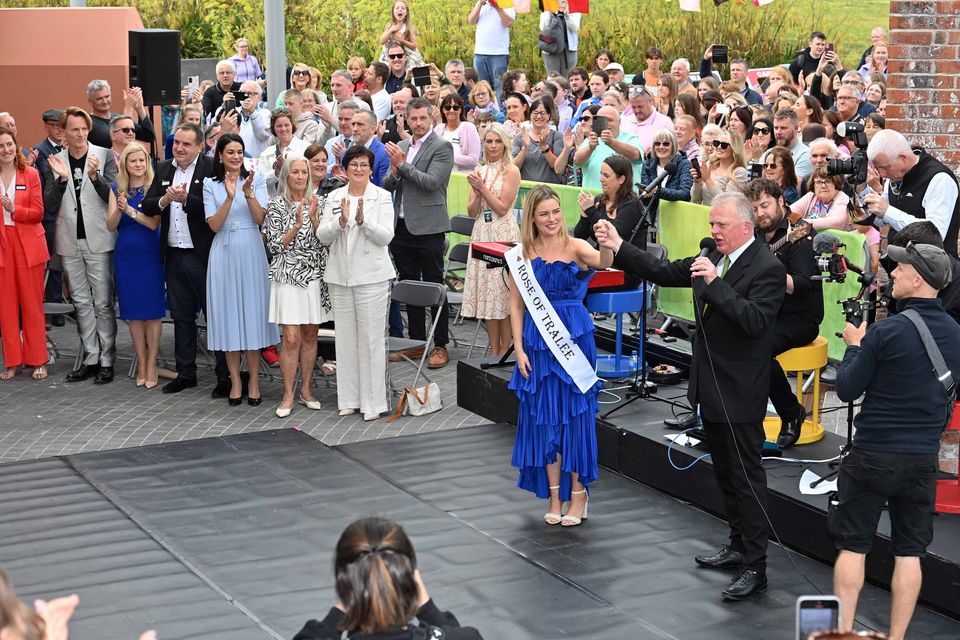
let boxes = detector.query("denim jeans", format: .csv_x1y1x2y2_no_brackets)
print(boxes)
474,54,510,98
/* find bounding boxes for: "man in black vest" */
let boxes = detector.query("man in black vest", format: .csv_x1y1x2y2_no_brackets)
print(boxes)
863,129,960,257
746,179,824,448
141,123,230,396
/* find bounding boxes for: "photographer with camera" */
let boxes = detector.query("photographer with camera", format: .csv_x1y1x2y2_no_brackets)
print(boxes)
861,129,960,257
746,179,823,448
832,241,960,640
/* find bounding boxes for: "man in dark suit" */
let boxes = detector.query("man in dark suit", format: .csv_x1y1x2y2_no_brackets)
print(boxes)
33,109,66,313
141,122,229,395
595,192,785,601
383,97,455,368
746,179,824,448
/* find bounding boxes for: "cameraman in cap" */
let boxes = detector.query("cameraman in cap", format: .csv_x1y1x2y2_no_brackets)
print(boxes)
833,241,960,640
862,129,960,257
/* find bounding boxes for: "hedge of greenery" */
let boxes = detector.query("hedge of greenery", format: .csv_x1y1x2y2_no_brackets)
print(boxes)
11,0,835,85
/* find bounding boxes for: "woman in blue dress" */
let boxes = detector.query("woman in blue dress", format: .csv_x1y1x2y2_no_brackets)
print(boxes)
508,185,613,527
203,133,279,406
107,143,165,388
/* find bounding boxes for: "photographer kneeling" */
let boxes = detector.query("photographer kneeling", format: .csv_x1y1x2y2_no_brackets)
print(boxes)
832,242,960,640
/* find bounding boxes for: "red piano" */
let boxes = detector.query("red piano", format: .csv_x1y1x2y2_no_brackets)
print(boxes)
470,241,625,290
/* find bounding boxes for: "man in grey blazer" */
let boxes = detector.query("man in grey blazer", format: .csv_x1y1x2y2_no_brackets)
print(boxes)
43,107,119,384
384,97,455,368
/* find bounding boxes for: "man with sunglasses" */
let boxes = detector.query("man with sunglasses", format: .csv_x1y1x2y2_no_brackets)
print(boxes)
384,43,408,94
108,115,138,167
833,239,960,640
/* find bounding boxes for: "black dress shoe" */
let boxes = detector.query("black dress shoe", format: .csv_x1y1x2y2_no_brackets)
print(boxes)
163,377,197,394
664,412,697,429
228,396,243,406
695,545,744,570
93,366,114,384
777,406,806,449
52,315,66,327
722,569,768,601
211,379,231,398
65,364,99,382
247,396,262,406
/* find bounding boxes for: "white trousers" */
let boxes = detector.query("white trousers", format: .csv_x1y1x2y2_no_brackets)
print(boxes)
61,240,117,367
328,281,390,414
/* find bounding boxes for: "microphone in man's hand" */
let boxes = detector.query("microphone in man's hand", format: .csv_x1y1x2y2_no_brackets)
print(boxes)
638,162,678,198
697,237,717,258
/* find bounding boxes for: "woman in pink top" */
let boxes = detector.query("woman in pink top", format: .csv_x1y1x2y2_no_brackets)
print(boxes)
433,94,480,172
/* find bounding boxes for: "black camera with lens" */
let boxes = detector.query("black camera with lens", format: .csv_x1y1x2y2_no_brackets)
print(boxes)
826,121,869,185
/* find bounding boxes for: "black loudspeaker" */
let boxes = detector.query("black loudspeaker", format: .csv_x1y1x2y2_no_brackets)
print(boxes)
129,29,181,106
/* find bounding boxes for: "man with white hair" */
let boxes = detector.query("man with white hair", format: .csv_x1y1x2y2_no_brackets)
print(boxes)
595,192,784,602
671,58,697,97
863,129,960,256
235,81,271,158
85,79,156,149
202,60,242,121
808,137,839,170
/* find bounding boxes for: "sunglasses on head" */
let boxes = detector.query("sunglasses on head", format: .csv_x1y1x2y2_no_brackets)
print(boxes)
629,86,653,98
711,140,731,149
388,53,405,60
292,70,310,76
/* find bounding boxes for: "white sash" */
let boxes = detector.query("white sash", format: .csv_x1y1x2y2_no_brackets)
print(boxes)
506,244,600,394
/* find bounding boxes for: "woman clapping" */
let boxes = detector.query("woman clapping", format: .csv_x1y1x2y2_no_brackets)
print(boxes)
317,146,395,422
265,156,332,418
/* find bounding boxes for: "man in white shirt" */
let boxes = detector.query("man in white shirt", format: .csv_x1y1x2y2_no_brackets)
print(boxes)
468,0,516,98
236,81,271,158
365,62,393,121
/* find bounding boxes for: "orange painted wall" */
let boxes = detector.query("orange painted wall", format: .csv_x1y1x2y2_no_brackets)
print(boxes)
0,8,144,147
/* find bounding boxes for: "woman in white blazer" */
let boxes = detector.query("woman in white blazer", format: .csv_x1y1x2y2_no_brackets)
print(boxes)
316,145,396,421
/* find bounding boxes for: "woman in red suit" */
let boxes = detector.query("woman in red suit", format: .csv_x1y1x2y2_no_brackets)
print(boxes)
0,126,50,380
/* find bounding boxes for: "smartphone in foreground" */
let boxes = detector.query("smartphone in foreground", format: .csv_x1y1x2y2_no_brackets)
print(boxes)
187,75,200,96
796,595,841,640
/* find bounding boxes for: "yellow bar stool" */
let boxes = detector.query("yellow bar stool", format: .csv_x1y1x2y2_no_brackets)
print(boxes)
763,336,828,445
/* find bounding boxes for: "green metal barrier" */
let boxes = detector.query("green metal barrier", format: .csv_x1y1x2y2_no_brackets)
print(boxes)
658,200,868,360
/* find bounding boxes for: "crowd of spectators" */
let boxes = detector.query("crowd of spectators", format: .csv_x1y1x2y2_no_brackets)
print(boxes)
0,10,917,425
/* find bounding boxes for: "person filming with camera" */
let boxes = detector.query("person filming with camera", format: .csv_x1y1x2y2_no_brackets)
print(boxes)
832,241,960,640
861,129,960,256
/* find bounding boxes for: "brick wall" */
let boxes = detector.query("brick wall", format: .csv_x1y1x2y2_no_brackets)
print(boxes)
885,1,960,171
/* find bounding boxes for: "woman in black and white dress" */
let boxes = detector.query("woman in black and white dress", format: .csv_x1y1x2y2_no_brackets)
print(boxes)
264,156,331,418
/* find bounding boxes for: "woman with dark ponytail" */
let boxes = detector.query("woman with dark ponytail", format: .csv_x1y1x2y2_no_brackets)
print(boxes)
293,518,482,640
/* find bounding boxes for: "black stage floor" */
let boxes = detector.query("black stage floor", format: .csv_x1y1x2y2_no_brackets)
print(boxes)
457,357,960,625
1,427,959,640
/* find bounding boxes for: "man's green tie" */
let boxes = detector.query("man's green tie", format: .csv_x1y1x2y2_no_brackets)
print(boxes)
721,255,731,278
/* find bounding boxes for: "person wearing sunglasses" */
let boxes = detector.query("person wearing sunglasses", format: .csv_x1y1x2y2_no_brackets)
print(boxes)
513,96,563,184
743,115,774,164
108,115,138,168
690,130,748,205
433,94,480,173
275,63,314,109
761,147,800,205
573,105,642,191
639,128,693,204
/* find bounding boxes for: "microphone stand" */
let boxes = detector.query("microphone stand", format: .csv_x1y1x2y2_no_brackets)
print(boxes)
602,191,674,419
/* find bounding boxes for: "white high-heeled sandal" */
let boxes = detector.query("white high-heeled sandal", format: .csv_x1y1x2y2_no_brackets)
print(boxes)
561,490,589,527
544,486,563,525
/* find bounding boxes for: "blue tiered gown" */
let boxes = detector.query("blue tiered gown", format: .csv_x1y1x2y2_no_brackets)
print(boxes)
509,258,603,501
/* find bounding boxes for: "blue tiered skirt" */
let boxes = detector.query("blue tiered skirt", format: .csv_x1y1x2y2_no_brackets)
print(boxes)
508,260,603,501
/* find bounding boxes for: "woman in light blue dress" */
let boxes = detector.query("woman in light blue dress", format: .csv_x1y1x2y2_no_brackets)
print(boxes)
203,133,279,406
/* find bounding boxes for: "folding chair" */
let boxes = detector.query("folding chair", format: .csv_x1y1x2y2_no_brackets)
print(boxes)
449,214,477,238
387,280,446,393
444,242,471,349
42,255,76,365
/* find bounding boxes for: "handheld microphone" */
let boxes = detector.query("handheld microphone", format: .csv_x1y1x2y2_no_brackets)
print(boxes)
638,162,678,198
697,237,717,258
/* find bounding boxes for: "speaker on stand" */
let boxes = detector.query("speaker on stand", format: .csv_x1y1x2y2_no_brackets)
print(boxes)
129,29,181,160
